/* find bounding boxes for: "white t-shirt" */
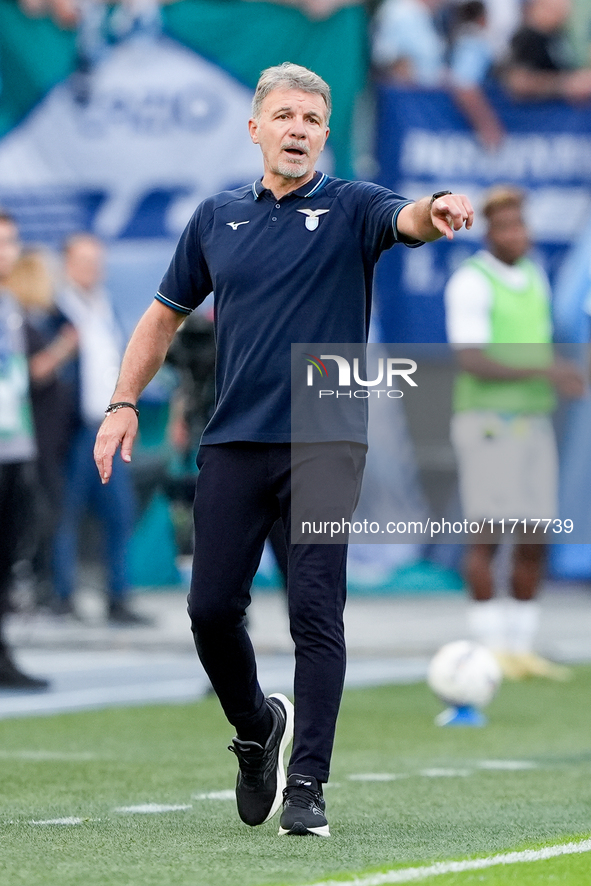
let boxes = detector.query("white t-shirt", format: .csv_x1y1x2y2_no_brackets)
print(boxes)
372,0,445,86
444,250,551,345
58,284,123,425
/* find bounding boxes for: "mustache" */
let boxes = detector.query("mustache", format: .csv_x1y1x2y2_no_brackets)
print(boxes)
281,141,310,155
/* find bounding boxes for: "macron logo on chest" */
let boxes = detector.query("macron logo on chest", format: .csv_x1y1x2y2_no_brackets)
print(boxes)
297,209,330,231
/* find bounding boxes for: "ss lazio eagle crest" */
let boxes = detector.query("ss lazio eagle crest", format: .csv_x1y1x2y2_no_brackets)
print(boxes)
297,208,330,231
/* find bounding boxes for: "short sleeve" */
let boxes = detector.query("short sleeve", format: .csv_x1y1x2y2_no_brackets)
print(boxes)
156,203,214,315
449,34,493,87
344,182,422,261
372,0,406,67
371,0,445,84
510,28,556,70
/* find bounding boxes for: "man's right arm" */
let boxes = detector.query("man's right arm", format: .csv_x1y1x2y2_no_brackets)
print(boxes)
94,299,186,484
456,348,585,399
446,265,584,396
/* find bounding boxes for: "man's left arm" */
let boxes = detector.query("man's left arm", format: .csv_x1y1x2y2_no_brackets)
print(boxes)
397,193,474,242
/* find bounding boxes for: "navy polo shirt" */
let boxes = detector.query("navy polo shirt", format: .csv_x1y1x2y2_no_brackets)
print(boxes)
156,172,421,444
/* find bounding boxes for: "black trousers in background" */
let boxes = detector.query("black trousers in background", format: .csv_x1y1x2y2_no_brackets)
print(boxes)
0,462,31,640
188,441,366,784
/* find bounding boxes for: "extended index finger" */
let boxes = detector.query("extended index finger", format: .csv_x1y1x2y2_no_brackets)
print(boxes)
93,427,117,484
431,213,454,241
439,195,474,231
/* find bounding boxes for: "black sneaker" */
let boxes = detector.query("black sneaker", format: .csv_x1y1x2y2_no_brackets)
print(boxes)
50,597,81,619
278,774,330,837
229,693,294,826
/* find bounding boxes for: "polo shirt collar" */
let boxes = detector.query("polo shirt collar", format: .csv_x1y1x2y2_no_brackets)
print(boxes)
252,171,328,200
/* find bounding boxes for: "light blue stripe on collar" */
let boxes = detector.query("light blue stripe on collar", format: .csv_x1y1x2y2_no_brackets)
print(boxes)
303,173,328,198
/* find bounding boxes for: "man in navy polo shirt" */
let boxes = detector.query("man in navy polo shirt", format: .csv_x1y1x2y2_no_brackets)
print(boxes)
95,62,473,837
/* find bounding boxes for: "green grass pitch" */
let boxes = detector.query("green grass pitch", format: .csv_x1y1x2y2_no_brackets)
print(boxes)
1,667,591,886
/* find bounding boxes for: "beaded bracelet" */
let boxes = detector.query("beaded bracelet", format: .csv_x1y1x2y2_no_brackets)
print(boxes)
105,401,140,418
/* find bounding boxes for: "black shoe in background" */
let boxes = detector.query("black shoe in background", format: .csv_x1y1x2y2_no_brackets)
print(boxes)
278,773,330,837
50,597,81,619
0,652,50,691
108,600,153,626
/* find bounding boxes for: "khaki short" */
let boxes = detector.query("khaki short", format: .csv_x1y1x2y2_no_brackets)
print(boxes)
451,411,557,522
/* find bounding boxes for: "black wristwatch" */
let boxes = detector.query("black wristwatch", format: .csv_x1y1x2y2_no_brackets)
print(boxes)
430,189,452,207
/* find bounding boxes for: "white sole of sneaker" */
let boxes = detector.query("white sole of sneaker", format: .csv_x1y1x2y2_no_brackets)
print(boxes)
263,693,294,823
278,822,331,837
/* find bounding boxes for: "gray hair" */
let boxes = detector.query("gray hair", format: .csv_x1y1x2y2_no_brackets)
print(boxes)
252,63,331,125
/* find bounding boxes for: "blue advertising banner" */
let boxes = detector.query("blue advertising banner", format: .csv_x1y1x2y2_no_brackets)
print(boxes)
374,85,591,343
375,86,591,579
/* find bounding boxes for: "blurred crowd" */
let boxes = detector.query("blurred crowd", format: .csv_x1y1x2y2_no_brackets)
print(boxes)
0,189,585,691
2,0,591,693
371,0,591,148
9,0,591,146
0,216,158,688
16,0,361,28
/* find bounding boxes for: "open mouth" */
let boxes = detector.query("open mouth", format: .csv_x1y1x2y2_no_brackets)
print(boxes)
283,146,308,157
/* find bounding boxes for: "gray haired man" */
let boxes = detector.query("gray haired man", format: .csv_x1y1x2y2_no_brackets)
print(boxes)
95,63,473,835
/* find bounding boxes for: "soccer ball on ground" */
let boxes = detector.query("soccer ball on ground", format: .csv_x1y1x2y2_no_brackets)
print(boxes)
427,640,503,726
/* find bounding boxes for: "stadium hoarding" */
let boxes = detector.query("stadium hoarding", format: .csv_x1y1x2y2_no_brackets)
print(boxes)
374,84,591,345
0,2,365,333
373,87,591,573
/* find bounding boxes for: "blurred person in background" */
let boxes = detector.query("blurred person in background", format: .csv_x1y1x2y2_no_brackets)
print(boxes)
17,0,76,24
483,0,522,61
502,0,591,101
0,213,49,689
6,248,79,610
372,0,504,148
372,0,447,86
165,303,217,560
444,185,584,680
165,301,217,485
447,1,504,148
53,233,150,625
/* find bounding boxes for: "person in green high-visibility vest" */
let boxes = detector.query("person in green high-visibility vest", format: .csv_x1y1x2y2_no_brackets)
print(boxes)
444,185,584,682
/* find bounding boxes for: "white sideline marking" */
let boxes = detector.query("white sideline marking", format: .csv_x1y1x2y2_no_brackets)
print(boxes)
0,750,97,761
348,774,405,782
478,760,537,770
0,678,203,719
192,790,236,801
348,762,538,784
114,804,192,814
304,838,591,886
31,817,86,826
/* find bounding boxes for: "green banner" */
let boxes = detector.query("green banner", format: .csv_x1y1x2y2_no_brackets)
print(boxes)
0,0,367,177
